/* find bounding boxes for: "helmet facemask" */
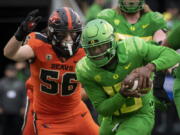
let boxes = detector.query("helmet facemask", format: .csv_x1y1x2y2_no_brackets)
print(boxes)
85,41,116,67
49,28,81,57
119,0,145,13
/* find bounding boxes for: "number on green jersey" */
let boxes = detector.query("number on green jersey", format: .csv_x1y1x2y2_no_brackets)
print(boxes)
103,82,142,115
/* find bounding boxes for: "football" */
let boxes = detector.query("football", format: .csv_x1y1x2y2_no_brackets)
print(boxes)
127,79,139,91
131,79,139,90
127,79,153,96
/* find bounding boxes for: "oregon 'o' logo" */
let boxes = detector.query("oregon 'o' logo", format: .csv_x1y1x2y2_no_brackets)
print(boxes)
113,74,119,79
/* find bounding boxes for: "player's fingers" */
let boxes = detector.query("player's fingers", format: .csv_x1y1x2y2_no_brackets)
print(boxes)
28,9,39,17
131,90,141,98
148,79,152,88
139,86,152,95
34,16,42,24
145,76,150,88
25,9,39,22
126,90,140,98
24,16,33,23
142,77,147,89
138,89,148,94
147,79,151,89
138,76,143,89
124,73,138,84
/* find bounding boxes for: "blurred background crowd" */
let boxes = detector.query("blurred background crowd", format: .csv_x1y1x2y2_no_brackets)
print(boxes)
0,0,180,135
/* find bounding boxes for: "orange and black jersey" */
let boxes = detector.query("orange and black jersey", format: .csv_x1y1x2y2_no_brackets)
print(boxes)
25,78,33,100
26,32,85,119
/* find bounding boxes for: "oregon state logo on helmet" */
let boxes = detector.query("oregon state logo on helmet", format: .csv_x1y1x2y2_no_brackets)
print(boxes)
48,7,82,32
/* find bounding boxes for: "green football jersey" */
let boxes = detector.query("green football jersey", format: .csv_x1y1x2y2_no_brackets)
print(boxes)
97,9,167,41
76,37,180,117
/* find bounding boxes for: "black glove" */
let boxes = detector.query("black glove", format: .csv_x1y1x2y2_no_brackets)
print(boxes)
14,9,42,41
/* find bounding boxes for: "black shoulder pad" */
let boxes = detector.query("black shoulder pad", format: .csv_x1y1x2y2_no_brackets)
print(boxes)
35,33,49,43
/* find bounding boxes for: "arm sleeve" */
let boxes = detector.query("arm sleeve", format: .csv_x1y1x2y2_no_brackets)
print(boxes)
76,66,126,116
151,12,168,31
134,37,180,71
167,24,180,50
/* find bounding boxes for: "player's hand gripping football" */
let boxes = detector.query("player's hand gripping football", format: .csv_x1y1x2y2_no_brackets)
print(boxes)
120,63,155,97
14,9,42,41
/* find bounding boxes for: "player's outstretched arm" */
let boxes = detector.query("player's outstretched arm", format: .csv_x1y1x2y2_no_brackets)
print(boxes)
4,9,41,61
4,37,34,61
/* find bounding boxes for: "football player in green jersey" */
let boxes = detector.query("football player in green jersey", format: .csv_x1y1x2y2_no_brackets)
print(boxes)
76,19,180,135
97,0,167,42
163,24,180,118
97,0,171,111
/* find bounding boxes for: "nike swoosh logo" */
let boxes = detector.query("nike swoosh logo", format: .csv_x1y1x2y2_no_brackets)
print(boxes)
112,123,120,132
124,63,131,70
42,124,51,128
142,24,149,29
81,112,87,117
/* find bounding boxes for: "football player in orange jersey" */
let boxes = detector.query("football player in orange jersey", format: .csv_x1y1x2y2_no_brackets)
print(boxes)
21,78,36,135
4,8,99,135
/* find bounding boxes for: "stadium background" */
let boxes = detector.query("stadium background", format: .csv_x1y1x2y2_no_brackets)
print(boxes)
0,0,180,135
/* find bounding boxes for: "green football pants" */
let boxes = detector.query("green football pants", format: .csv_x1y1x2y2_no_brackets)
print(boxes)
100,112,154,135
